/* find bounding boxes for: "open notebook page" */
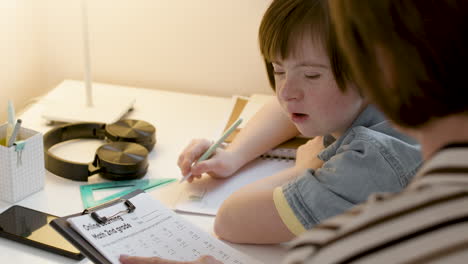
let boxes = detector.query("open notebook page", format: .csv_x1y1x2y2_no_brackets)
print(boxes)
175,157,293,216
67,193,262,264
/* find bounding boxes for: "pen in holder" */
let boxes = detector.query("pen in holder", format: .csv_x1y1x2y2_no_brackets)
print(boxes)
0,123,45,203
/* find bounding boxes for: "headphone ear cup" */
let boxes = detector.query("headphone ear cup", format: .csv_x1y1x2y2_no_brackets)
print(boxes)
95,142,149,180
105,119,156,151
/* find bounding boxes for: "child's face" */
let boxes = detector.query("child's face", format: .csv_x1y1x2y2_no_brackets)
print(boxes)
272,36,364,138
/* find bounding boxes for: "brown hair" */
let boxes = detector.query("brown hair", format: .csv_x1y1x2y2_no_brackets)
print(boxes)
259,0,350,91
330,0,468,127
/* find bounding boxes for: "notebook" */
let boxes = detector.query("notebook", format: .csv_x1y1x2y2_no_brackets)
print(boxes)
51,190,261,264
223,95,308,160
175,157,294,216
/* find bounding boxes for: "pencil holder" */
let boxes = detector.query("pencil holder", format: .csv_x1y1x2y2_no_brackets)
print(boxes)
0,123,45,203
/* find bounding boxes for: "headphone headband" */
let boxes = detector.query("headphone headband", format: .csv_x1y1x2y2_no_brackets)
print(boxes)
44,120,155,181
44,123,106,149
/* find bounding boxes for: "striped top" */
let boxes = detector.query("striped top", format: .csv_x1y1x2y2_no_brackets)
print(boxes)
283,144,468,264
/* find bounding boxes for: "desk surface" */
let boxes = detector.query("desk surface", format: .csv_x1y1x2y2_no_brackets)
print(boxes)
0,80,286,264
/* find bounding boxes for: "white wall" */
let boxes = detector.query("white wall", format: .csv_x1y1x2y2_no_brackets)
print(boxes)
0,1,45,123
38,0,274,97
0,1,274,123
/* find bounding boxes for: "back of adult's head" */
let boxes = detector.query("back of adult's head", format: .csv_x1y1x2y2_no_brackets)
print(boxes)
330,0,468,128
259,0,351,91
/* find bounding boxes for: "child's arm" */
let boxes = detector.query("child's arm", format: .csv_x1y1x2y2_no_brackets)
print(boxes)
214,166,306,244
213,137,326,244
178,98,299,181
224,97,299,167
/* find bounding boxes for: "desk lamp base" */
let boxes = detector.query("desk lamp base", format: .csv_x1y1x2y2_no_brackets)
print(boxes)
42,98,135,124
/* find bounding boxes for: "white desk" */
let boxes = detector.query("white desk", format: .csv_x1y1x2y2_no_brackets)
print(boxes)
0,81,286,263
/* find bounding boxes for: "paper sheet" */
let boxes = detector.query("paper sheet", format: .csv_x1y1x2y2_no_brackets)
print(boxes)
68,193,261,264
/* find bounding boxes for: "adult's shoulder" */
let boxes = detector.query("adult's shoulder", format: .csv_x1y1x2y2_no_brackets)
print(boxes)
283,183,468,264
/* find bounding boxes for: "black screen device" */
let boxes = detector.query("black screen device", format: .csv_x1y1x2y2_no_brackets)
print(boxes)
44,119,156,181
0,205,84,260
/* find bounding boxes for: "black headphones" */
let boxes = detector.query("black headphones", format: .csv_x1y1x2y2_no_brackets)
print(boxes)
43,119,156,181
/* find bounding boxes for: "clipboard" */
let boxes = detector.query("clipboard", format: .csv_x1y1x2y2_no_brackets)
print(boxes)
50,189,145,264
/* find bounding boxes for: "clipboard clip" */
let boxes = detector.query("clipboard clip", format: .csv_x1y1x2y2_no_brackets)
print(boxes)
84,199,136,224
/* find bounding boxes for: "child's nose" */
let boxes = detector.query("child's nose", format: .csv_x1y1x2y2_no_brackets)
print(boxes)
278,77,302,101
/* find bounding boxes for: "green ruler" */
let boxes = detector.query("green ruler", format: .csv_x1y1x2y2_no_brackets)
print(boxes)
80,178,176,209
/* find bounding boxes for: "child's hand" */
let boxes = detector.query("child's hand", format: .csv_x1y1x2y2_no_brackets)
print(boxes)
177,139,242,183
295,137,325,171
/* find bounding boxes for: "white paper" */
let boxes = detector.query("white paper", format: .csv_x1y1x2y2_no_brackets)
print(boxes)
175,158,293,216
67,193,262,264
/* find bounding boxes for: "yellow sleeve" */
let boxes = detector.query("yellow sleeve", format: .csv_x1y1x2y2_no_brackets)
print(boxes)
273,187,307,236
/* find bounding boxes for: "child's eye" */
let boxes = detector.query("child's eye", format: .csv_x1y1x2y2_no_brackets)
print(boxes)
271,63,284,76
273,71,285,76
305,74,321,79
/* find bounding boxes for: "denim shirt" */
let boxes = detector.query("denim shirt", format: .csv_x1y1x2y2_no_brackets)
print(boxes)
273,105,422,235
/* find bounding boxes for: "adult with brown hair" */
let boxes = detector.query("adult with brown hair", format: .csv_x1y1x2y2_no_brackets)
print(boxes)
120,0,468,263
279,1,468,262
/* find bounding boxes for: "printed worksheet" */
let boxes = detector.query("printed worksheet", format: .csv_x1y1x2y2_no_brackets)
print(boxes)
67,193,261,264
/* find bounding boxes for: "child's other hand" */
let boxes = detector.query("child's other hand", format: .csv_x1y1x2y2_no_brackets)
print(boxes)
177,139,242,183
295,136,325,171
